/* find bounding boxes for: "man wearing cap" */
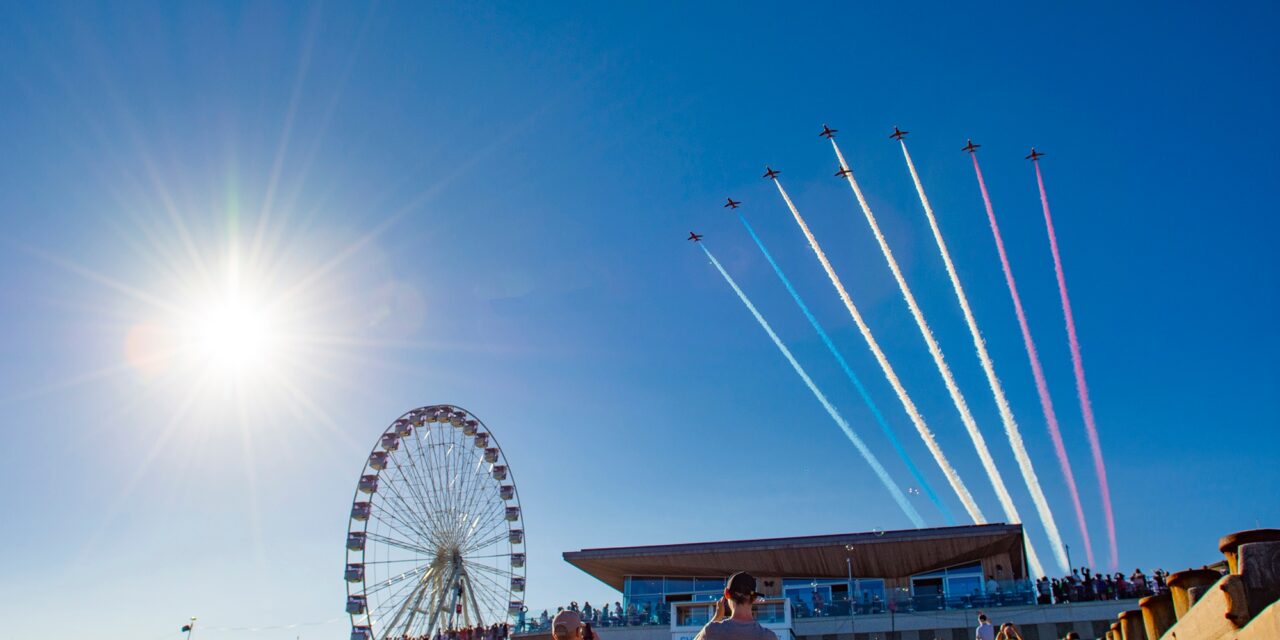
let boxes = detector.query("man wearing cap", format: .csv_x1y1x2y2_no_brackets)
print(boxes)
552,610,599,640
694,572,778,640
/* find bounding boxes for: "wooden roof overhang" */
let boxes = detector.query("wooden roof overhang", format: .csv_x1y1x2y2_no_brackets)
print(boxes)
563,524,1027,591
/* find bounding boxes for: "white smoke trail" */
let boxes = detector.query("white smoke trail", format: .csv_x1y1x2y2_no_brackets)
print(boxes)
699,242,926,528
769,177,985,526
829,137,1045,578
900,139,1069,573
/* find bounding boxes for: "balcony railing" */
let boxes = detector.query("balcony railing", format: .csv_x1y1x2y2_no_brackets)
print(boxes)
791,590,1037,619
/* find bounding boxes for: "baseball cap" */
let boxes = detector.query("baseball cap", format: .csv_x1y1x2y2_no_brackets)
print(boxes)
726,571,760,599
552,610,583,638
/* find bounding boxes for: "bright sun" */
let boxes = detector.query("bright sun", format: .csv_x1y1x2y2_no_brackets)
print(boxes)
186,292,278,375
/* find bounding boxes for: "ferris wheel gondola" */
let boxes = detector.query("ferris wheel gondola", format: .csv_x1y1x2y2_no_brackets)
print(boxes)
345,405,525,640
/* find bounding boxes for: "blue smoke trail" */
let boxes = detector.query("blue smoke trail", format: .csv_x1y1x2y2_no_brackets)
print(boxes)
739,214,955,525
699,242,925,528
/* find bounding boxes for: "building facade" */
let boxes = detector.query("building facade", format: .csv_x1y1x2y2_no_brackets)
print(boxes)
537,524,1130,640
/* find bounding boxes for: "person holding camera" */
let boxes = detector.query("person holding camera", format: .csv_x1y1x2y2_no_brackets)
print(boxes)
694,572,777,640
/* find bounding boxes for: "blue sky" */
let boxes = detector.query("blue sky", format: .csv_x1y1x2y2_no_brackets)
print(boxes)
1,1,1277,637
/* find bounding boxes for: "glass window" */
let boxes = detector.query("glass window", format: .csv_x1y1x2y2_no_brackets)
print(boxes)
626,595,663,618
947,576,982,599
676,604,712,627
753,601,786,624
949,562,982,574
855,579,885,604
665,578,695,593
628,577,664,595
695,578,725,592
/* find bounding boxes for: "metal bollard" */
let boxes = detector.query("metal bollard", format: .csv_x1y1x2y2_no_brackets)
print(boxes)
1139,592,1175,639
1118,608,1147,640
1167,568,1222,618
1218,529,1280,575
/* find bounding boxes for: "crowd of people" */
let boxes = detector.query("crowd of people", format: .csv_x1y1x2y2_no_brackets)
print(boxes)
1034,567,1171,604
388,623,513,640
515,566,1175,631
514,599,667,632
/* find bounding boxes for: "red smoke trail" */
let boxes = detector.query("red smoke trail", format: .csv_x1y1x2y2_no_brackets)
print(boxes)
973,152,1095,568
1034,159,1118,570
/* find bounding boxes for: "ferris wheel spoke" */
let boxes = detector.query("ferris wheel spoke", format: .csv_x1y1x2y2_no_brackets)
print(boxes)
369,496,442,550
426,437,463,537
372,568,430,620
402,431,456,534
463,566,510,618
363,557,436,565
453,474,498,541
404,433,451,536
463,557,510,575
460,501,500,544
462,561,513,596
456,469,495,533
464,525,511,555
465,494,505,537
377,472,448,547
364,530,437,557
365,562,434,598
380,453,440,531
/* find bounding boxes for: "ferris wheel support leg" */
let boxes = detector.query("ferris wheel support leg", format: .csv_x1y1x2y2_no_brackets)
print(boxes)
426,559,462,637
399,565,438,636
386,564,437,636
461,570,487,628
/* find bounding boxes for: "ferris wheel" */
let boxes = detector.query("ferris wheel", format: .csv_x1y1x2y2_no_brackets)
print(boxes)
345,405,526,640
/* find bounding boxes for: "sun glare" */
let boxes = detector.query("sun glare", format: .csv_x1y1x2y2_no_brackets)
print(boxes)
187,292,277,375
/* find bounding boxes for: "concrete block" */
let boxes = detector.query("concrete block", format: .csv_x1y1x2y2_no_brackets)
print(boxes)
1162,576,1245,640
1236,600,1280,640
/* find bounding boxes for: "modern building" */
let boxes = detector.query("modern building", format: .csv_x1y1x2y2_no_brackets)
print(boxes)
533,524,1134,640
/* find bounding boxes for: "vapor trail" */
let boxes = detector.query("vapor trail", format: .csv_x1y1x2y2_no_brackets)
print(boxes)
1034,158,1118,570
900,139,1069,572
971,151,1095,568
767,176,984,528
829,137,1045,578
738,212,955,524
698,242,925,528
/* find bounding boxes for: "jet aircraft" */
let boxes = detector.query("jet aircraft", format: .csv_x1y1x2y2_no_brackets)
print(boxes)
819,124,838,139
890,126,909,140
687,231,703,242
962,139,981,153
763,167,780,179
1025,147,1045,161
723,197,741,209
